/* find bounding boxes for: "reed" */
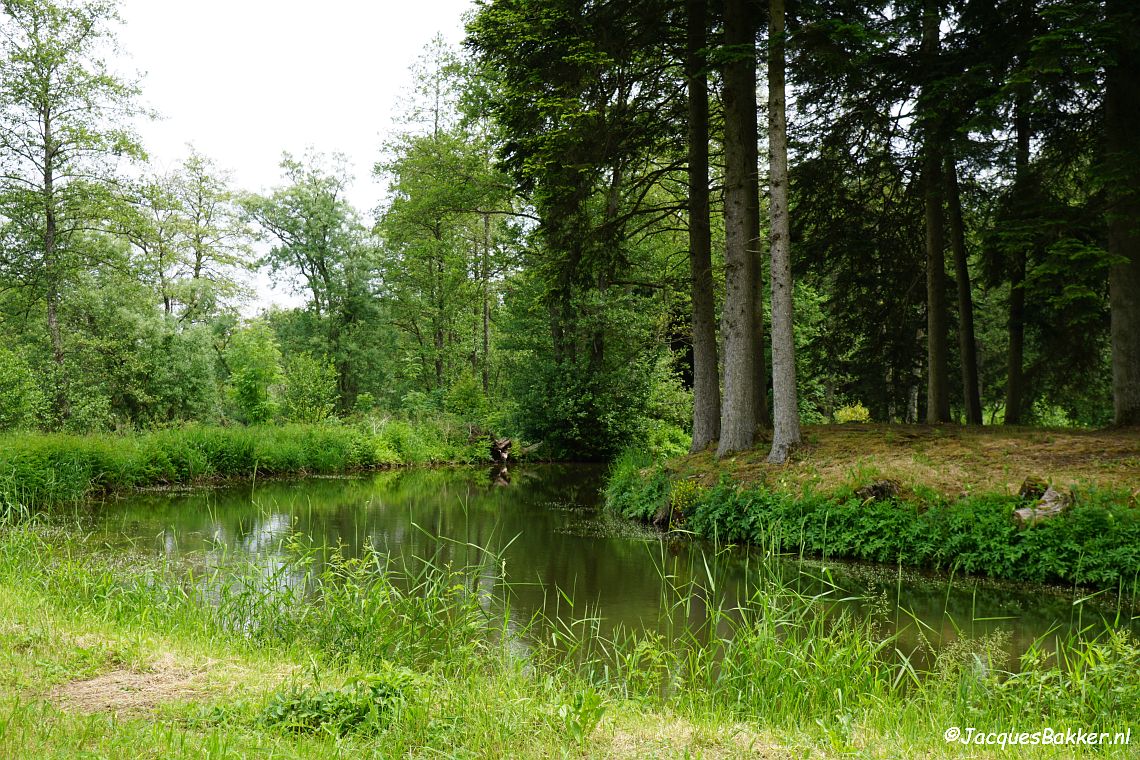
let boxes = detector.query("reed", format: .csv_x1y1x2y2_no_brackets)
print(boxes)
1,509,1136,756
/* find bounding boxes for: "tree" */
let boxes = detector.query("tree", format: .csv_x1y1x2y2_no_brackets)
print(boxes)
282,353,337,424
243,152,375,410
0,0,143,422
377,42,517,401
468,0,690,456
919,0,951,424
174,149,252,322
685,0,720,451
225,320,282,424
718,0,764,457
1105,0,1140,425
767,0,800,463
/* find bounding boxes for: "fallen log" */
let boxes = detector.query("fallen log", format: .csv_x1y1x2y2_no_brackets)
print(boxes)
490,437,511,465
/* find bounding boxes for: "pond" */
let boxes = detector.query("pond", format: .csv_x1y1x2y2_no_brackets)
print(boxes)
64,464,1139,667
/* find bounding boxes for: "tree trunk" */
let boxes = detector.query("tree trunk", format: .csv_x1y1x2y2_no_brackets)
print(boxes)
482,213,491,394
767,0,800,464
742,11,769,432
686,0,721,452
945,152,983,424
1005,86,1030,425
922,0,951,424
43,108,69,424
1106,0,1140,425
717,0,760,457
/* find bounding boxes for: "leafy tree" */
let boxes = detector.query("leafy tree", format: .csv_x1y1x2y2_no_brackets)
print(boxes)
282,353,338,424
0,344,44,429
243,152,378,410
377,41,518,402
225,321,282,424
0,0,144,422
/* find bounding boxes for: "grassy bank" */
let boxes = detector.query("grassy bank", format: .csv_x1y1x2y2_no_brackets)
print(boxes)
0,418,492,507
1,517,1137,757
607,425,1140,590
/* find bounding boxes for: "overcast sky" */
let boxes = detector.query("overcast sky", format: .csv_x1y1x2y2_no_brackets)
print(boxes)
115,1,475,309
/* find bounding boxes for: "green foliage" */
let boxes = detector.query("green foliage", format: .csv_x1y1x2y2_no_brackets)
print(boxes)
556,687,606,745
261,666,422,736
225,321,283,424
443,372,489,424
0,346,44,430
0,420,489,506
609,472,1140,589
282,353,338,423
834,402,872,424
604,450,670,522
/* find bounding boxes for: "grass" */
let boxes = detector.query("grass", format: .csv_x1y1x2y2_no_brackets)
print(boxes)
608,425,1140,591
0,416,492,508
679,423,1140,498
1,511,1138,757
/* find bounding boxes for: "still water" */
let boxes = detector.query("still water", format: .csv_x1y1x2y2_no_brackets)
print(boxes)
69,465,1139,665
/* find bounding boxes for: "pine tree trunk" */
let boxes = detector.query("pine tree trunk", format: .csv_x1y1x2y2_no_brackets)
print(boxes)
717,0,759,456
742,24,769,432
767,0,800,464
1106,0,1140,425
922,0,951,424
1005,87,1030,425
945,153,982,424
686,0,721,451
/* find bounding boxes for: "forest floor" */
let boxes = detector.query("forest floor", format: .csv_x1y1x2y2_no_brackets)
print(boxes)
675,424,1140,498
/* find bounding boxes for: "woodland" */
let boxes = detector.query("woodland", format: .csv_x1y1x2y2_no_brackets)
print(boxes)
0,0,1137,463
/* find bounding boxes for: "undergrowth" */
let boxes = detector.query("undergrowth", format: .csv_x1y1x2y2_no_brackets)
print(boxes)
0,417,490,507
606,455,1140,590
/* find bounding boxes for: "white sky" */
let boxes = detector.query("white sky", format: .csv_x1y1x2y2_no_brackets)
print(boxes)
115,0,475,310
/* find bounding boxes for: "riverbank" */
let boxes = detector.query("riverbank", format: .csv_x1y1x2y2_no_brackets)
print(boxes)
0,419,495,508
607,425,1140,590
1,517,1136,758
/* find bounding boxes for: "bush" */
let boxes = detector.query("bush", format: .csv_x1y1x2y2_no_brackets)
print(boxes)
834,403,872,424
282,354,339,423
609,467,1140,589
225,322,283,424
0,347,45,432
261,666,423,736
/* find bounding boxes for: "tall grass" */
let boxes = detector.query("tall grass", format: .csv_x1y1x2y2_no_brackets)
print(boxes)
2,507,1136,756
0,418,489,508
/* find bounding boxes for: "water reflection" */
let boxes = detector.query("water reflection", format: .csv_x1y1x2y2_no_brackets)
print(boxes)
77,465,1139,666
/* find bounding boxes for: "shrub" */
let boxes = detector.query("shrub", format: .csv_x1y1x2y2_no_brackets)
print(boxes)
225,322,283,424
609,466,1140,590
282,354,338,423
261,665,423,736
0,347,45,431
834,403,872,424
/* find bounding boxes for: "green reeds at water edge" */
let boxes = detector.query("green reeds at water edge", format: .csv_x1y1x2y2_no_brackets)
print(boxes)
1,509,1137,756
0,421,491,508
